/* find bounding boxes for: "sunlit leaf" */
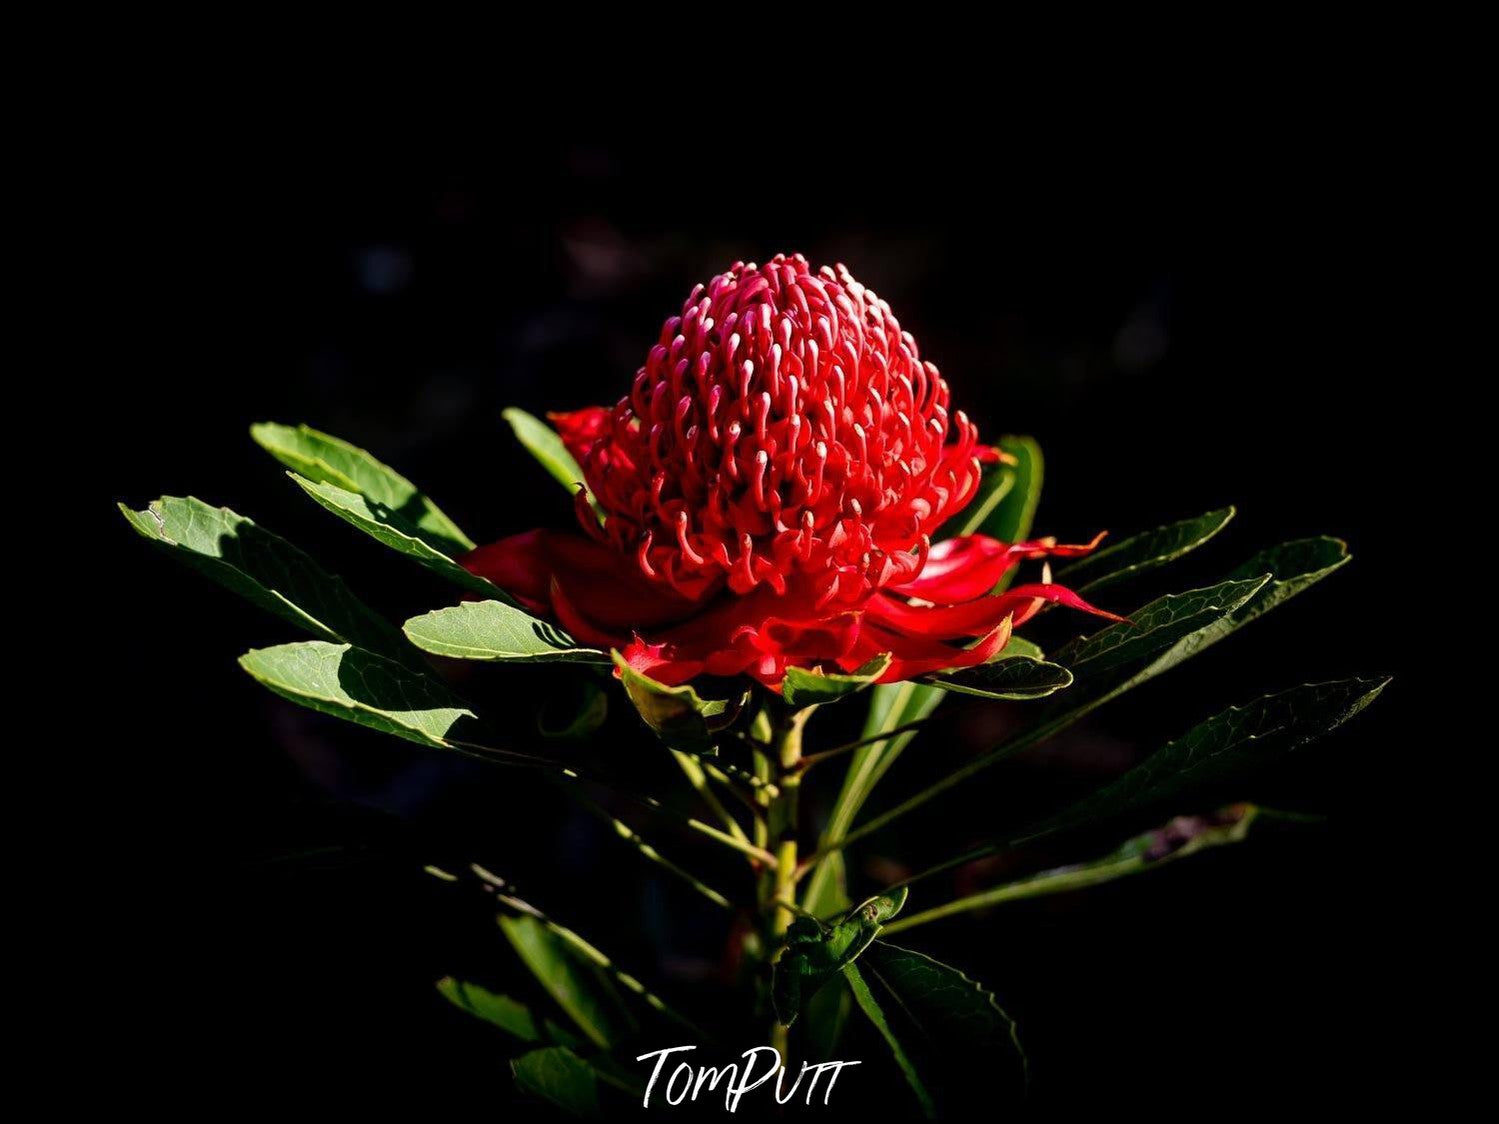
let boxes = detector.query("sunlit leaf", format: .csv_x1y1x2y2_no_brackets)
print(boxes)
251,421,473,554
403,599,606,663
238,641,480,748
288,473,505,599
782,655,892,708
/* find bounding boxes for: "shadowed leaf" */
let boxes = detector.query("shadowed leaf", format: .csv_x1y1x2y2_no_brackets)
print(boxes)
120,496,410,663
511,1047,600,1118
844,963,935,1120
612,654,745,754
1057,506,1236,593
884,804,1268,934
926,655,1072,700
287,473,507,600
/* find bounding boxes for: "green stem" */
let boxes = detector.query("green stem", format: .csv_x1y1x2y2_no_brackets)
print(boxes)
767,710,808,940
671,749,750,845
764,705,812,1059
450,737,777,866
566,783,734,911
796,713,944,771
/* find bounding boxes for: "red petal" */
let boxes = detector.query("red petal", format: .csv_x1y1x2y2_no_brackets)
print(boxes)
463,530,701,632
985,582,1127,629
547,406,611,463
891,532,1108,602
865,590,1018,639
620,634,706,686
851,617,1015,682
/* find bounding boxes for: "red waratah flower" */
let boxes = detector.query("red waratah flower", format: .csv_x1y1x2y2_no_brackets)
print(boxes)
466,254,1119,689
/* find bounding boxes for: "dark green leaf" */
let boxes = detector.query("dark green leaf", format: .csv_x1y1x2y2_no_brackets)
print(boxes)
804,682,944,911
985,435,1043,549
996,635,1045,661
860,942,1025,1102
537,678,610,739
437,977,543,1042
403,599,606,663
288,473,507,600
238,641,481,748
884,804,1267,934
499,914,637,1051
843,963,935,1120
120,496,410,663
503,407,602,522
982,435,1045,593
251,421,473,555
1033,678,1388,840
925,655,1072,700
1055,576,1270,683
773,887,908,1025
782,655,892,708
1162,537,1351,666
511,1047,600,1118
612,654,745,754
803,968,853,1062
800,852,851,920
944,462,1016,540
1057,506,1236,594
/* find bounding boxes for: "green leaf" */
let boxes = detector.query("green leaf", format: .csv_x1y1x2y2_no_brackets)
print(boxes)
611,654,745,754
251,421,474,554
499,914,637,1051
403,599,606,664
120,496,410,663
1054,576,1270,684
436,978,543,1042
996,635,1045,661
503,408,602,521
773,887,908,1025
986,435,1043,545
801,852,851,920
782,655,892,708
287,473,507,600
537,678,610,739
859,941,1026,1103
1033,677,1388,840
804,682,945,911
803,967,853,1062
843,963,935,1120
1163,537,1351,665
945,462,1016,540
1057,506,1236,594
925,655,1073,700
883,804,1268,934
511,1047,600,1118
238,641,480,748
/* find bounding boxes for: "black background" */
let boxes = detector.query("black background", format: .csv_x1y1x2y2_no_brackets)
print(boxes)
88,122,1440,1114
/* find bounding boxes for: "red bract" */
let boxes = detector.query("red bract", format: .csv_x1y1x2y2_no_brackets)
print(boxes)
466,254,1119,688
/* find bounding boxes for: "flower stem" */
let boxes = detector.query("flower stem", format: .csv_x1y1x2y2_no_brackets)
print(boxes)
767,709,808,941
765,705,812,1060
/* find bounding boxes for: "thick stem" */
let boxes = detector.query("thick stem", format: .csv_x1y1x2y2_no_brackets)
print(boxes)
764,705,812,1059
767,710,807,941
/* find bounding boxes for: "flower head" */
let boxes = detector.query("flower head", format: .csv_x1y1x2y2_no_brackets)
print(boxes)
467,254,1118,688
